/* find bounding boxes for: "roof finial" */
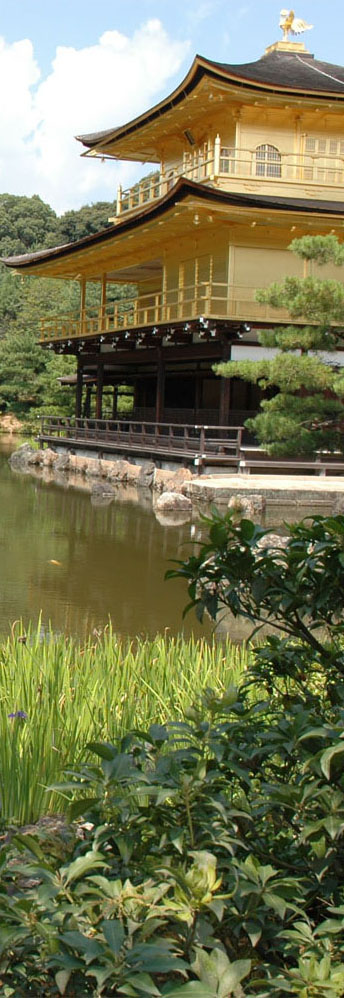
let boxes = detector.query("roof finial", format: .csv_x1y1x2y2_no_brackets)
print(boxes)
279,9,313,42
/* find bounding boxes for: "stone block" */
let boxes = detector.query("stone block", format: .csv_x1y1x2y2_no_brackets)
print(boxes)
153,468,177,493
68,455,88,475
228,493,266,519
155,491,192,512
42,448,58,467
137,461,156,488
9,443,36,470
107,460,133,482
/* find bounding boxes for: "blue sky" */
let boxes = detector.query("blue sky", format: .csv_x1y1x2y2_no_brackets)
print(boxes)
0,0,342,213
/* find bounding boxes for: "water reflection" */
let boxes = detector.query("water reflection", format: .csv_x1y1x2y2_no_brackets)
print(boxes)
0,439,208,639
0,437,335,640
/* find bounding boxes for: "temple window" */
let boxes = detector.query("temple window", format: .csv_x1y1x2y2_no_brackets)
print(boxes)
255,143,281,178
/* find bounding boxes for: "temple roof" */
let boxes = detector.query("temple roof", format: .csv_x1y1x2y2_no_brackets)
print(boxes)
212,50,344,95
77,48,344,157
3,179,344,280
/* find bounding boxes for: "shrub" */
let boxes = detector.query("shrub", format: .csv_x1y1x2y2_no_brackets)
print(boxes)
1,513,344,996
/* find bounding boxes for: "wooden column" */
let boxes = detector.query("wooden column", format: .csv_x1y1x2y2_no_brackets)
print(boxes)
80,279,86,336
100,274,107,331
194,370,202,419
83,384,92,418
219,339,231,426
75,360,83,418
155,346,165,423
96,360,104,420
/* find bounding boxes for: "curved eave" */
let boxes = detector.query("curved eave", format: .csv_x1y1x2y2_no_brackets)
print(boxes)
3,178,344,279
76,52,344,156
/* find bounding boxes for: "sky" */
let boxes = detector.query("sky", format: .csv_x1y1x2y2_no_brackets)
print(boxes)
0,0,343,214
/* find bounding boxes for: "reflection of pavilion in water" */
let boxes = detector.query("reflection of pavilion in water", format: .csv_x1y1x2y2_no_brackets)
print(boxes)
24,463,335,638
25,480,198,639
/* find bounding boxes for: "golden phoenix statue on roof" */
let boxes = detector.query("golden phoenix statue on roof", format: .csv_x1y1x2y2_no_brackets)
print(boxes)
279,9,313,41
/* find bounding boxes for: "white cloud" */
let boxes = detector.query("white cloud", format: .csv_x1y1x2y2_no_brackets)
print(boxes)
0,21,190,213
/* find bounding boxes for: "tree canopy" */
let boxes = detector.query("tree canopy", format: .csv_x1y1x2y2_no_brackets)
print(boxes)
0,193,118,421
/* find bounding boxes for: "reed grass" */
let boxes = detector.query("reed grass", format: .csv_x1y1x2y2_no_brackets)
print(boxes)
0,622,251,825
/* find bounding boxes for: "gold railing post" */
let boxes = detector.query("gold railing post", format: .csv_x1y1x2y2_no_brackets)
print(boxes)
160,162,166,196
204,282,210,316
116,185,122,216
80,279,86,337
100,273,107,333
214,134,221,177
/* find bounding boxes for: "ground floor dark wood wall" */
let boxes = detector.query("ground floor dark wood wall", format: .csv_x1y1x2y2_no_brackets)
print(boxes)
74,341,261,426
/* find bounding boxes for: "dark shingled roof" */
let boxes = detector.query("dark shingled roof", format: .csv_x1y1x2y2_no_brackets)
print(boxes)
212,50,344,95
3,180,344,272
77,49,344,151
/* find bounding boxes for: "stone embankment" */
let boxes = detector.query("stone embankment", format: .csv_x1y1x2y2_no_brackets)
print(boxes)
9,444,344,518
9,444,194,514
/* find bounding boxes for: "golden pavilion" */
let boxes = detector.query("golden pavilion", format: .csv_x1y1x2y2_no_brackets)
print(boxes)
4,14,344,468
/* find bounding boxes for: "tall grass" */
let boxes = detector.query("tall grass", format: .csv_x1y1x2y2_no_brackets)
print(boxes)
0,623,251,825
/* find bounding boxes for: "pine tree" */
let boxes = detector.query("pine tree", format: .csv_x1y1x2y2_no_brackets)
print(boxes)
216,235,344,456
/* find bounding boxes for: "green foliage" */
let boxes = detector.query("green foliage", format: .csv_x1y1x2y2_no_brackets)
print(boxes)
0,326,75,417
0,193,57,257
52,201,114,246
166,508,344,663
0,193,126,422
0,623,246,825
0,193,114,258
216,235,344,455
1,513,344,994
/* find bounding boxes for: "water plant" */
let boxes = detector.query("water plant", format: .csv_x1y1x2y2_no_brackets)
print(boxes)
0,513,343,996
0,624,249,825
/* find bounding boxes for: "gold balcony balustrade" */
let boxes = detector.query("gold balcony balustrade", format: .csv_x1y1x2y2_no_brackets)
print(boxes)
40,281,292,343
114,137,344,217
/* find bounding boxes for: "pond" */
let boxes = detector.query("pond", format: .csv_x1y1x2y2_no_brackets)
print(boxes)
0,437,332,640
0,439,206,639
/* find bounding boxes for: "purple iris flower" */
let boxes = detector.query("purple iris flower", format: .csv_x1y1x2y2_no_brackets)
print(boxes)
8,710,28,720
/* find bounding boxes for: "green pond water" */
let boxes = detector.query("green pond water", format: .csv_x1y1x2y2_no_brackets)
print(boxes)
0,439,204,639
0,438,333,640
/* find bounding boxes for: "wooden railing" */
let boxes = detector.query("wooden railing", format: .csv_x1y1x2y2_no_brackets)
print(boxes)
114,136,344,216
218,147,344,185
38,417,344,474
115,146,216,216
40,281,292,342
39,416,244,467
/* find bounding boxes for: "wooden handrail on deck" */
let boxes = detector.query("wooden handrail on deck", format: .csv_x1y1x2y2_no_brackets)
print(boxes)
38,417,344,475
39,416,244,468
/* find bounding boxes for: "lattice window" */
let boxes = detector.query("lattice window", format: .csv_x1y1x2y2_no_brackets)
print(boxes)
304,134,344,183
255,144,281,178
220,146,236,173
305,135,344,156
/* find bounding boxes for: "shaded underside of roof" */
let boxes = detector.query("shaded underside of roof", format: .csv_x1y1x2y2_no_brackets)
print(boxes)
77,49,344,153
3,178,344,275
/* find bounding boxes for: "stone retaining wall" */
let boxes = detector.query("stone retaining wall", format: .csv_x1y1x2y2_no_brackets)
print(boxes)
9,444,195,496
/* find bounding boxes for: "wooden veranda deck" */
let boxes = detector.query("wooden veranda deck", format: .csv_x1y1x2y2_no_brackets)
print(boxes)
38,417,344,475
38,417,244,470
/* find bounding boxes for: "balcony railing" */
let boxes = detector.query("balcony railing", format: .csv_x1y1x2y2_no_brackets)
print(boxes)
39,416,244,468
40,281,292,342
115,144,215,217
114,136,344,217
218,147,344,184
